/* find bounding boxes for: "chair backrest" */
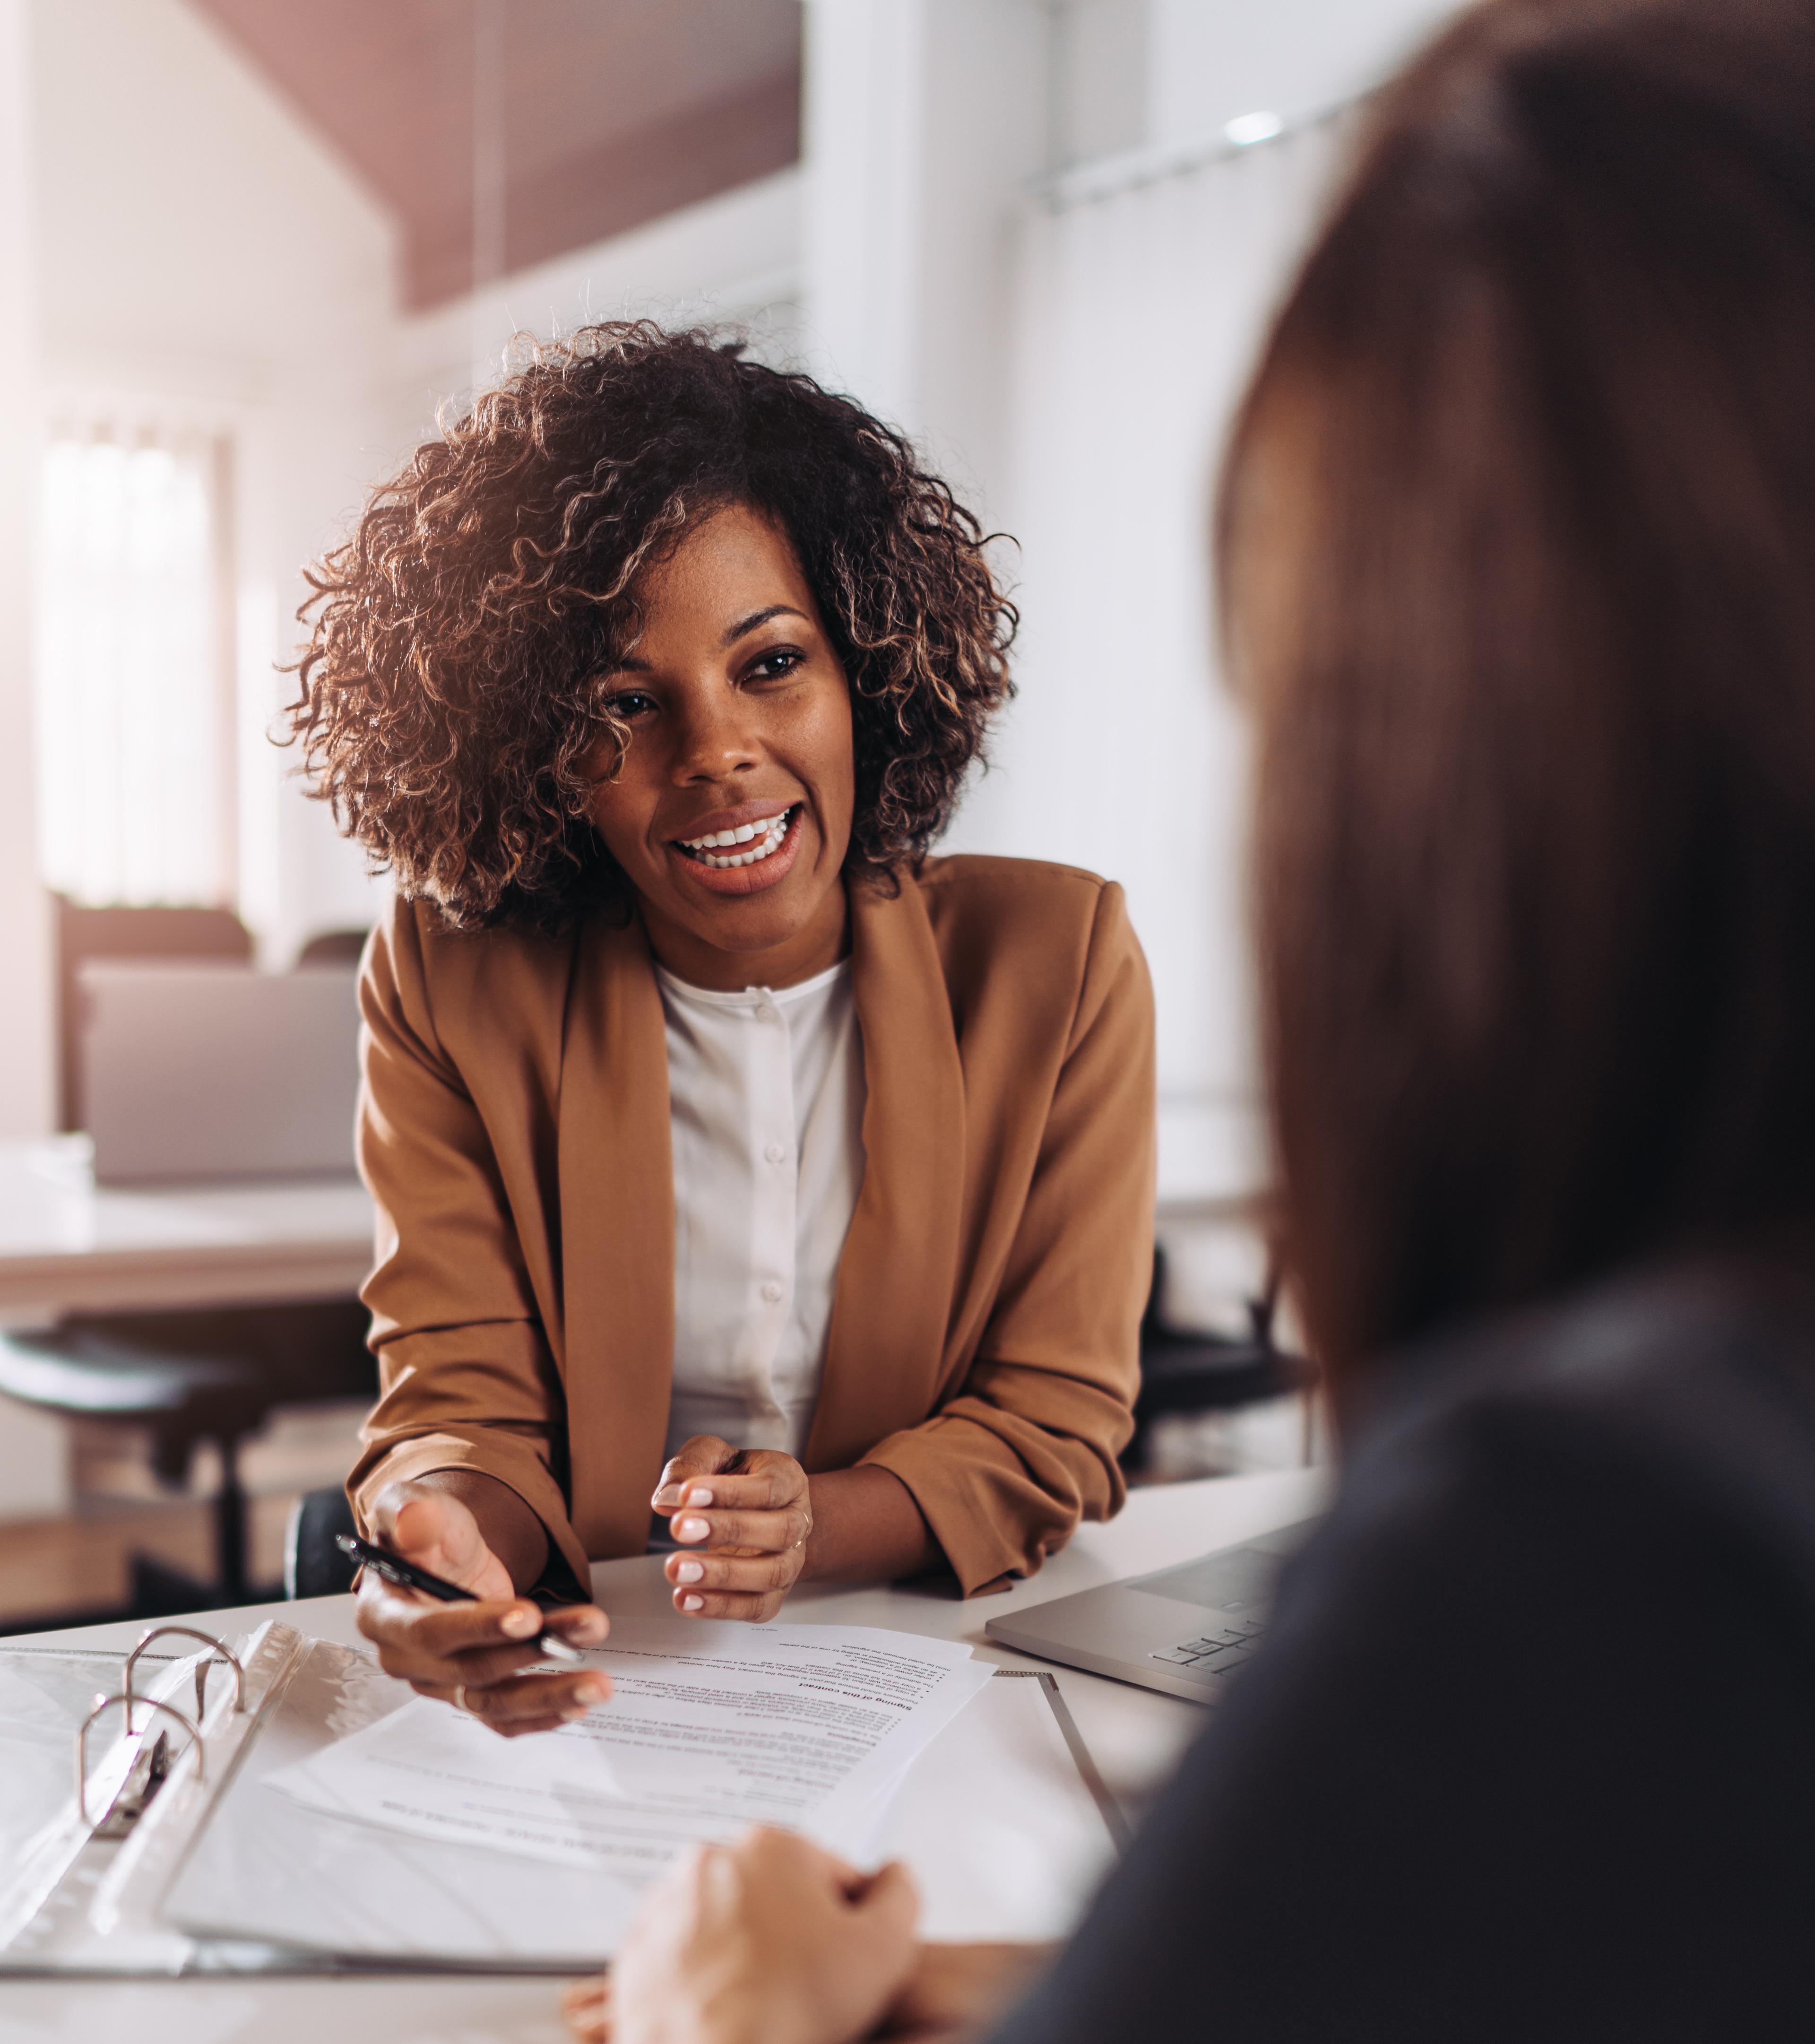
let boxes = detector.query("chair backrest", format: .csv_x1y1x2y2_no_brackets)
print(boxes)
296,928,371,969
54,895,254,1132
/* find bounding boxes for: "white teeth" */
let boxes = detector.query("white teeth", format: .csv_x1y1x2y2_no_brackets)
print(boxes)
684,807,794,869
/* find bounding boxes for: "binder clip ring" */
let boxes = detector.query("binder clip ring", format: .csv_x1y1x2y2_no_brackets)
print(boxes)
76,1692,203,1829
126,1625,246,1724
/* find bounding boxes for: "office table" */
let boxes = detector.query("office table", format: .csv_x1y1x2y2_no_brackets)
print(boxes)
0,1137,375,1325
0,1464,1327,2043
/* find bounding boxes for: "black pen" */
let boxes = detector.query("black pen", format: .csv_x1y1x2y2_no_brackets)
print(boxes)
336,1532,586,1664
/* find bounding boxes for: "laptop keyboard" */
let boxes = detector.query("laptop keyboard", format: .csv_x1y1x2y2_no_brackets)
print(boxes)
1149,1613,1267,1675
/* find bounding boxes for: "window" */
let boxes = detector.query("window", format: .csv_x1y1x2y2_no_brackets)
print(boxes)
34,424,234,907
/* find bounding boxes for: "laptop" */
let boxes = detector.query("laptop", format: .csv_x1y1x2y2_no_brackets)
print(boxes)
985,1518,1321,1703
81,962,362,1184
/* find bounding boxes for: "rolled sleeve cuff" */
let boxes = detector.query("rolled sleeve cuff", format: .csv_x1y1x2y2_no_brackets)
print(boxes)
861,1416,1072,1597
348,1429,592,1597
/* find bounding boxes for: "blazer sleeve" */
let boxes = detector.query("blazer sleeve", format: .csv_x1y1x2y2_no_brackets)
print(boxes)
344,908,591,1591
862,883,1155,1593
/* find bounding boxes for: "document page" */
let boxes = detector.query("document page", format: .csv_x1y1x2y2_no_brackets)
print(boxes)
268,1618,994,1879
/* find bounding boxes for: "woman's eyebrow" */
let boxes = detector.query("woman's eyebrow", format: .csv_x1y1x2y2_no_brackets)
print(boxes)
722,604,809,646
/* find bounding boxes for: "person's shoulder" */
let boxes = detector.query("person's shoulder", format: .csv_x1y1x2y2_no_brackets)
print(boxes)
1356,1262,1815,1497
908,853,1133,953
913,850,1114,896
1303,1264,1815,1646
365,891,579,1030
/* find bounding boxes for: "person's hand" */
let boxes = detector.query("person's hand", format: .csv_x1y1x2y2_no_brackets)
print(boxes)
354,1481,610,1738
876,1942,1054,2040
562,1939,1050,2044
566,1827,918,2044
652,1437,813,1621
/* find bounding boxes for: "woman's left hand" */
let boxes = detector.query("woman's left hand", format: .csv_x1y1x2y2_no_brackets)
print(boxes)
652,1436,813,1621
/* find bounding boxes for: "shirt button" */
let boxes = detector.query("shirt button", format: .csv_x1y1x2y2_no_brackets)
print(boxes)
755,1004,780,1023
764,1142,787,1164
761,1280,784,1304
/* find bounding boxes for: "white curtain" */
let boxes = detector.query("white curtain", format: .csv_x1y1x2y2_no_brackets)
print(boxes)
35,427,228,908
949,116,1349,1200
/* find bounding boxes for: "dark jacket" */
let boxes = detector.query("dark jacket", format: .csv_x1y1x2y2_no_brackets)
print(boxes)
994,1259,1815,2042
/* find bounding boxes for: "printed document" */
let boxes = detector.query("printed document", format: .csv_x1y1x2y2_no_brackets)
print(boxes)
269,1618,994,1877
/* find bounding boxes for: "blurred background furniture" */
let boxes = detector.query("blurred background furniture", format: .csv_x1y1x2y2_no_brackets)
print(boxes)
0,1298,374,1609
53,894,254,1133
296,928,370,968
0,1138,374,1322
1124,1245,1318,1481
285,1483,358,1599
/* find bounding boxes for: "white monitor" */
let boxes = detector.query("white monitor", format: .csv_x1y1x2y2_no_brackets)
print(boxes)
80,963,361,1185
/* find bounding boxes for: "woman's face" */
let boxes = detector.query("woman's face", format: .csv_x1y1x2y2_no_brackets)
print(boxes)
584,502,856,991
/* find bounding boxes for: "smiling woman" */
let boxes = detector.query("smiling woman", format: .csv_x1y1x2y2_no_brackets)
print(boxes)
286,323,1155,1735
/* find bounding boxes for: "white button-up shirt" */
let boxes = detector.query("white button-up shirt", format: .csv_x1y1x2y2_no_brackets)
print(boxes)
656,958,867,1463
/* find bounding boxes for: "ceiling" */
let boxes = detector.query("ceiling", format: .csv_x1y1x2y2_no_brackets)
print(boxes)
186,0,802,310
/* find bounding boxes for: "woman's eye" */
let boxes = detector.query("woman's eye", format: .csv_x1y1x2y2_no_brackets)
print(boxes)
604,690,657,720
747,648,803,683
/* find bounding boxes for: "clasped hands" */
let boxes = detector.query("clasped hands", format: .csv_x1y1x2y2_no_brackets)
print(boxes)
654,1433,814,1622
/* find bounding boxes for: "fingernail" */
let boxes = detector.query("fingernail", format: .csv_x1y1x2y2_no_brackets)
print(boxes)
682,1594,704,1611
675,1559,704,1583
686,1485,714,1507
675,1516,709,1542
580,1681,608,1707
501,1607,536,1637
652,1484,679,1507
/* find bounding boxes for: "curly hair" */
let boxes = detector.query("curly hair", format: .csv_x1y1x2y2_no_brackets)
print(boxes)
286,321,1017,931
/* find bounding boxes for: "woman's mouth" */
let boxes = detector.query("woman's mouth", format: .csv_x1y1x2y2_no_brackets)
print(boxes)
668,804,807,897
676,805,798,870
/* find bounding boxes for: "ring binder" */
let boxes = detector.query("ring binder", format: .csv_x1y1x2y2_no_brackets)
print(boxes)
74,1625,245,1836
124,1625,246,1725
77,1695,200,1830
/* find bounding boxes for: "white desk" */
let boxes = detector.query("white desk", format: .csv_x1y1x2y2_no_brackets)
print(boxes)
0,1138,375,1325
0,1466,1327,2044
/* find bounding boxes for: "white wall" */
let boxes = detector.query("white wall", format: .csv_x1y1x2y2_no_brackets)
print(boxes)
31,0,400,968
799,0,1467,1200
391,167,803,447
0,0,52,1140
1148,0,1462,141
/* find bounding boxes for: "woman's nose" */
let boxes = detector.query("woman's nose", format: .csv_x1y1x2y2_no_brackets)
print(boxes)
671,684,760,780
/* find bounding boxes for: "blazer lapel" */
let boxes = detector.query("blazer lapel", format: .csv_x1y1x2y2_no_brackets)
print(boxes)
804,879,966,1472
557,909,675,1558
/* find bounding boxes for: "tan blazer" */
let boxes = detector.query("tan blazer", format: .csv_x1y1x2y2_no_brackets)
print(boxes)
347,855,1156,1596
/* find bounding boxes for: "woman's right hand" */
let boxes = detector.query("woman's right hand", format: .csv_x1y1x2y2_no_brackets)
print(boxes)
354,1481,611,1738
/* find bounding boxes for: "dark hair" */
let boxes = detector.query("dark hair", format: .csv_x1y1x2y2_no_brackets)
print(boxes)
287,322,1015,930
1221,0,1815,1373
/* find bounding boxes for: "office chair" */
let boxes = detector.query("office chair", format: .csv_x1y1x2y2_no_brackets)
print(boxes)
296,928,371,968
285,1484,359,1599
0,1299,376,1611
1125,1245,1318,1478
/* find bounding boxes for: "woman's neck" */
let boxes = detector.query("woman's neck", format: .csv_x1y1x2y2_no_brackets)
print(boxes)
636,882,851,992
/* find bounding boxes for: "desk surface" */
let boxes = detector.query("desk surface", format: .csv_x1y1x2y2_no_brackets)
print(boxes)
0,1466,1327,2043
0,1138,375,1325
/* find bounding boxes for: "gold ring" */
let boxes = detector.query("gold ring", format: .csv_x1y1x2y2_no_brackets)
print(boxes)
454,1683,468,1713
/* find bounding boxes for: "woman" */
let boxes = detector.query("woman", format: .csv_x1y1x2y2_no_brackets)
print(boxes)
574,0,1815,2034
291,330,1155,1734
